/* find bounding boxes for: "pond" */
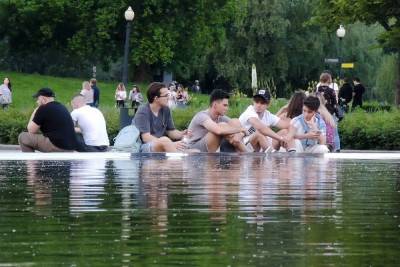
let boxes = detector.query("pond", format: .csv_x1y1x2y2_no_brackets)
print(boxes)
0,153,399,266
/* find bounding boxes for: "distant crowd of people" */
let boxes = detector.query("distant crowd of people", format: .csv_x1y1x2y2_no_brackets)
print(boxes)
15,71,366,153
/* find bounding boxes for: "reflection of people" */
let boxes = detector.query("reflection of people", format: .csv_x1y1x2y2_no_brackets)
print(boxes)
69,159,106,215
26,160,52,215
133,82,189,152
138,157,180,233
70,94,109,152
287,95,330,153
18,88,78,152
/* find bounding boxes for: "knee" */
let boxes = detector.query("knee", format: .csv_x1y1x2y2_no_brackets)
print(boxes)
278,129,288,135
18,132,28,144
317,145,330,153
228,119,241,127
158,136,173,143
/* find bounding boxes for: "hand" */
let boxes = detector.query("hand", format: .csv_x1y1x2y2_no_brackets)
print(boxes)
175,141,188,151
279,135,289,146
307,130,321,139
182,129,193,138
231,133,244,146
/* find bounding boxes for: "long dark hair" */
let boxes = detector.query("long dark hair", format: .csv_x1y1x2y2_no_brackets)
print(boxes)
287,91,306,119
4,77,12,91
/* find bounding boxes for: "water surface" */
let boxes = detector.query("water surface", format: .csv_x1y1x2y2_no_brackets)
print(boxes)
0,153,399,266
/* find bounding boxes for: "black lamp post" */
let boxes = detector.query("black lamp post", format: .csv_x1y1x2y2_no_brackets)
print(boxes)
336,25,346,79
122,6,135,86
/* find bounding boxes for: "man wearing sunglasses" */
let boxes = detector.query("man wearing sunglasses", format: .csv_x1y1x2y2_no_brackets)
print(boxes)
133,82,189,152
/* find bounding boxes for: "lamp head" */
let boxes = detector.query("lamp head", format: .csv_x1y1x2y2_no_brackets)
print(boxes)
336,25,346,38
125,6,135,21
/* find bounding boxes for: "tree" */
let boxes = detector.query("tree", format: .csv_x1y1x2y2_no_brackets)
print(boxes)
312,0,400,105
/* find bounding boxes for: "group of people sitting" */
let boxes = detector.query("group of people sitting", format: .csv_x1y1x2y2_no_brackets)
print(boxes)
18,88,109,152
167,82,190,109
18,71,344,153
132,82,332,154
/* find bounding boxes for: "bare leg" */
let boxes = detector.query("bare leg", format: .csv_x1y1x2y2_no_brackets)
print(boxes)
249,132,268,152
205,132,222,152
151,137,178,152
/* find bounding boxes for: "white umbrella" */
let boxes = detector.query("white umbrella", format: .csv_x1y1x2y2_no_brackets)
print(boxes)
251,64,257,94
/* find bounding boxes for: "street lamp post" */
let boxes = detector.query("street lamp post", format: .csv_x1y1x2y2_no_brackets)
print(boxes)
122,6,135,86
336,25,346,79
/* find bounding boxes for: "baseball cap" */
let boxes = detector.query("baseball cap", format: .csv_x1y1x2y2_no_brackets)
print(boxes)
32,88,55,98
253,89,271,102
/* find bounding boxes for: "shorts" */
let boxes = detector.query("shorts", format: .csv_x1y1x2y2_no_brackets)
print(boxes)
188,136,208,152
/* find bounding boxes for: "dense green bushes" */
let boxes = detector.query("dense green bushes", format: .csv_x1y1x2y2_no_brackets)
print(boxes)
2,101,399,150
339,110,400,150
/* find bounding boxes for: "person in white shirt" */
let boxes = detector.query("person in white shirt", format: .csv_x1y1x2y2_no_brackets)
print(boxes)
115,83,127,108
239,89,290,152
315,71,339,101
80,81,94,105
70,94,109,152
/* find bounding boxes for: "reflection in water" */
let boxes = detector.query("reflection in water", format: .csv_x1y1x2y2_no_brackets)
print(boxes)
25,160,72,216
0,155,399,266
69,159,107,214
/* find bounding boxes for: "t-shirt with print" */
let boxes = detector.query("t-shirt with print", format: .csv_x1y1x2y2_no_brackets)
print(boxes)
133,103,175,141
290,113,326,149
187,110,230,144
239,105,280,135
33,101,78,150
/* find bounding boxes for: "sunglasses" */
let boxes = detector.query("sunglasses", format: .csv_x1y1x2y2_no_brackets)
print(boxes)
159,93,170,98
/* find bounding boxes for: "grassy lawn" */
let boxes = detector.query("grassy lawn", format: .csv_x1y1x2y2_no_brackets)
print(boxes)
0,70,286,126
2,71,399,149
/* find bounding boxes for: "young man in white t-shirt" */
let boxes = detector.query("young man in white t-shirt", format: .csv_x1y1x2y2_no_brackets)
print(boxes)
70,94,110,152
287,95,329,153
239,89,290,152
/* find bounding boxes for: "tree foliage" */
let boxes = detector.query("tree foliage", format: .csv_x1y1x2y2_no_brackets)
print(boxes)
0,0,392,98
312,0,400,104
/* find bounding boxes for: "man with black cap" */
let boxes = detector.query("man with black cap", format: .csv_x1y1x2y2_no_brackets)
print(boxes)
239,89,290,152
18,88,78,152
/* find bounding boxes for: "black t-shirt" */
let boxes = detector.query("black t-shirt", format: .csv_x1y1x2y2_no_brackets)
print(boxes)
33,101,78,150
353,84,365,102
339,83,353,103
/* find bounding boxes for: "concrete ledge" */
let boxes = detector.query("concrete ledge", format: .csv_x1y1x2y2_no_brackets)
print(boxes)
0,144,21,150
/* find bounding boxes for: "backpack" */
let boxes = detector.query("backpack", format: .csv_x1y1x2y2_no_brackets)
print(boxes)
113,124,142,152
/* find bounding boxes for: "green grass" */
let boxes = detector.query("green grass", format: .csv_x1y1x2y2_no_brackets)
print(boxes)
0,70,285,126
2,71,399,149
0,71,286,144
0,71,149,111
